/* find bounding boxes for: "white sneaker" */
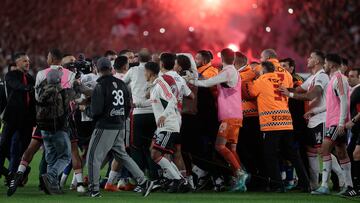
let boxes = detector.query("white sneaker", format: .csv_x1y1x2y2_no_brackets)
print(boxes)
192,165,208,179
187,175,195,190
77,185,86,193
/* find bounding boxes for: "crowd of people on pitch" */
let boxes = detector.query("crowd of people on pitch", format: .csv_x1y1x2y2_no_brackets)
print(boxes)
0,47,359,198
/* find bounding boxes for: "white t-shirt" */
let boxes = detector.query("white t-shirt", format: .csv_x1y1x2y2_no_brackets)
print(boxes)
300,69,329,128
164,70,192,112
150,77,181,132
123,63,153,114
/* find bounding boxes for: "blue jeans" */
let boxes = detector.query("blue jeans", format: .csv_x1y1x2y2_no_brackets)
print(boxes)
41,130,71,184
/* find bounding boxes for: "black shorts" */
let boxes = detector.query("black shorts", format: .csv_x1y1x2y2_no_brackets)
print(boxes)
77,121,95,149
357,133,360,145
132,113,157,148
180,114,197,153
152,131,180,154
305,123,325,147
32,127,43,142
325,125,348,144
68,118,79,143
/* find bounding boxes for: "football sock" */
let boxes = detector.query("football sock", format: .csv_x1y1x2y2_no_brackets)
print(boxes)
339,158,353,187
331,154,345,187
307,150,320,188
321,154,332,188
157,157,181,180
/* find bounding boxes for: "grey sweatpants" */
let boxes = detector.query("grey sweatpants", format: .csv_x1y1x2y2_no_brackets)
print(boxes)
87,128,145,191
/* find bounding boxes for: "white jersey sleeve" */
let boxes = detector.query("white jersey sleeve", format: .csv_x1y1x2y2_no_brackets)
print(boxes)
303,70,329,128
35,70,46,100
122,68,133,85
314,72,329,90
300,76,311,90
195,66,235,87
333,75,349,126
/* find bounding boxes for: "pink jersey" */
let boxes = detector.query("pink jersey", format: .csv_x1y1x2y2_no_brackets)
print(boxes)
325,71,350,127
217,75,243,121
44,67,74,88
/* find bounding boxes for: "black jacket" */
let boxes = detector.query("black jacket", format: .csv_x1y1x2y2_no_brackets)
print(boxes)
0,79,6,114
87,75,130,129
350,85,360,133
2,70,36,127
289,73,307,134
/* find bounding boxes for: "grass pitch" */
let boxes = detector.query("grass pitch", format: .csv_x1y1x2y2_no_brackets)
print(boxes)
0,150,357,203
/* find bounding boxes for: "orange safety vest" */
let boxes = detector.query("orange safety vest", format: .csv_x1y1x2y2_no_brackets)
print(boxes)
250,72,293,131
197,63,219,97
197,63,219,80
240,65,258,117
268,58,294,89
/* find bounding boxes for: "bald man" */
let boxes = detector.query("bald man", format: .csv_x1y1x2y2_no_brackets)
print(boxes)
260,49,277,62
260,49,293,89
123,48,160,184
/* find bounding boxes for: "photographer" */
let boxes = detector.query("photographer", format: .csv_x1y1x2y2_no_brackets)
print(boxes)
58,54,89,193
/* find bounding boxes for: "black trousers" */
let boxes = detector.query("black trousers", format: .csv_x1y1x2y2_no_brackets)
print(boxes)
130,113,159,180
77,121,95,150
181,114,197,173
183,113,231,178
263,130,310,189
348,131,359,161
237,116,265,189
348,131,360,188
0,122,32,173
